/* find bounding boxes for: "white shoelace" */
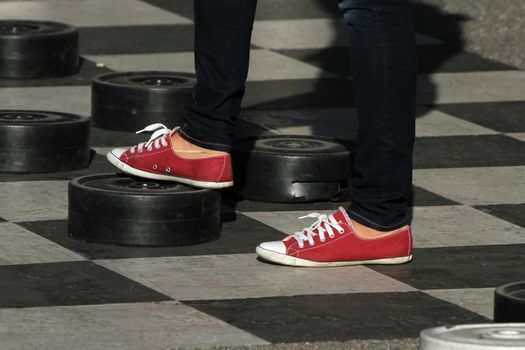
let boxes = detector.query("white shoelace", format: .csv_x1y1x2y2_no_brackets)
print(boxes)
292,213,344,249
130,123,174,154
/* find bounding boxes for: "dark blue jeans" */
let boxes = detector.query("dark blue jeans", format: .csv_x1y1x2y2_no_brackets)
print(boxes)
181,0,417,231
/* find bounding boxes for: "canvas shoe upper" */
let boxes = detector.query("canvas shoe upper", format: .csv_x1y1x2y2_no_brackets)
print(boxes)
107,123,233,189
256,207,413,267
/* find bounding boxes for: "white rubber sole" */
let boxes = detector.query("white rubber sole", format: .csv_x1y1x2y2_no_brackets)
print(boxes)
107,151,234,189
256,245,413,267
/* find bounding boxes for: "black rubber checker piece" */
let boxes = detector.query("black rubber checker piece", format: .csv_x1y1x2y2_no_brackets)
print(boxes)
0,110,90,173
92,71,196,132
68,173,221,246
494,281,525,322
232,135,351,203
0,20,79,78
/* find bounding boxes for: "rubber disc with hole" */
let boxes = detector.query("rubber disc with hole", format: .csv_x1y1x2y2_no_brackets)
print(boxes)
92,71,196,132
0,110,90,173
494,281,525,322
420,323,525,350
68,173,221,246
231,135,351,203
0,20,79,78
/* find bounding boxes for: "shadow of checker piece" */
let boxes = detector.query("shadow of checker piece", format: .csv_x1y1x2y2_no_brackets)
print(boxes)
420,324,525,349
92,71,196,132
0,20,79,78
231,135,352,203
68,173,221,246
0,111,90,173
494,281,525,323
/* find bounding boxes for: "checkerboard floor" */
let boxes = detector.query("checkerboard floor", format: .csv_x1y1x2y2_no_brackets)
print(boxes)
1,1,524,349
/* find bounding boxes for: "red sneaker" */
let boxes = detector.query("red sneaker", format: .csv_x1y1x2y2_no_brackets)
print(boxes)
107,124,233,189
256,207,413,267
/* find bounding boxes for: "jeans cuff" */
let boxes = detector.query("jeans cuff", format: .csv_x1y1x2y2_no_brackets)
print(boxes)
345,202,408,231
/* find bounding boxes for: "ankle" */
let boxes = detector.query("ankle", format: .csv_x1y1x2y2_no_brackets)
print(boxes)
171,132,227,157
350,219,408,239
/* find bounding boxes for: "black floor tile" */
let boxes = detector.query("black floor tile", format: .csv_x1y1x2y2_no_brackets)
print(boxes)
413,135,525,168
80,25,194,55
475,204,525,229
276,48,350,77
0,58,112,88
416,46,516,74
409,186,458,207
244,78,354,110
371,244,525,290
431,101,525,133
275,45,513,78
0,261,171,309
223,196,352,213
89,126,147,147
222,185,454,213
185,292,487,342
17,212,283,260
0,153,116,182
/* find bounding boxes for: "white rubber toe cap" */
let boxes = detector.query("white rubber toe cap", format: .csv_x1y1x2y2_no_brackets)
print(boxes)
257,241,286,255
108,147,127,159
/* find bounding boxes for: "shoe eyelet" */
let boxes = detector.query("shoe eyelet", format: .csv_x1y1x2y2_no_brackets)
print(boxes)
166,167,171,173
152,164,158,170
319,238,326,243
308,242,315,247
328,234,335,239
338,229,344,234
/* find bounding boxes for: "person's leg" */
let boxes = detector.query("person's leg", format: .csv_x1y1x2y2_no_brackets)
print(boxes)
107,0,257,188
179,0,258,152
341,0,417,232
255,0,417,266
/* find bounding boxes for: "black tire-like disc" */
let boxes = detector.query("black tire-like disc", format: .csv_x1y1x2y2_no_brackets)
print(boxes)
0,110,90,173
494,281,525,322
231,135,351,203
68,174,221,246
92,71,196,132
0,20,79,78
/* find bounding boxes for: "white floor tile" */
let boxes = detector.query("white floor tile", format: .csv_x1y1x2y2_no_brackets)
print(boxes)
0,181,68,222
507,132,525,142
85,52,195,74
252,18,349,49
417,71,525,104
0,87,91,117
416,106,498,137
414,166,525,205
0,223,84,265
411,206,525,248
0,301,268,350
88,49,334,81
0,0,191,27
252,19,440,49
97,254,415,301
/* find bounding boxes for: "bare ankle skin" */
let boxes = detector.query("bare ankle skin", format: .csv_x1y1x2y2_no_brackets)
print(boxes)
171,132,227,159
350,219,409,239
